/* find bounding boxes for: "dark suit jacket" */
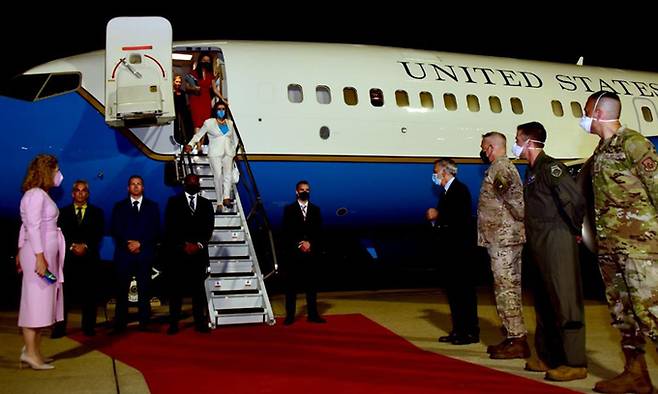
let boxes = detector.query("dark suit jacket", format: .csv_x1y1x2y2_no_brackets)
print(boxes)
437,178,473,248
58,203,104,263
164,193,214,260
281,201,323,261
111,197,160,266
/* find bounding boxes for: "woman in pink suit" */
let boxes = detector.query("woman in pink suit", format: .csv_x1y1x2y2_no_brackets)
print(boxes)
16,154,65,370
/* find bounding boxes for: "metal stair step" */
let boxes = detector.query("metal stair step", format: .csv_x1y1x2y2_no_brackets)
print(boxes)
210,229,246,243
206,276,261,292
213,312,268,326
208,244,250,258
209,259,254,274
214,215,242,228
211,294,264,310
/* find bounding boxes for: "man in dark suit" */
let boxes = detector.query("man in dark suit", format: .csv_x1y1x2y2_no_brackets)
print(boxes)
426,159,479,345
164,174,214,334
51,180,104,337
281,180,326,325
110,175,160,333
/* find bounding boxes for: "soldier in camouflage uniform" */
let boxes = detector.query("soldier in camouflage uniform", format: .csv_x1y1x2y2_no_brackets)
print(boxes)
477,131,530,359
516,121,588,382
581,91,657,394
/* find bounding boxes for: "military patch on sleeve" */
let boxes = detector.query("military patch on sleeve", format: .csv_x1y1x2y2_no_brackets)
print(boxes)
550,165,563,178
641,157,657,172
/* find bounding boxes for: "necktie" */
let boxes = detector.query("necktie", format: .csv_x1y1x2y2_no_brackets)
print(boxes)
76,207,83,224
189,195,195,212
301,204,307,220
132,200,139,214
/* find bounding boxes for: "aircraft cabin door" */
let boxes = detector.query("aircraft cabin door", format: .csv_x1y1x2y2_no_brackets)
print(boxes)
105,16,174,127
631,98,657,135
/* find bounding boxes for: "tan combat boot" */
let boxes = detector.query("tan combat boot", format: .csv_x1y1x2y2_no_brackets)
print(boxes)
525,358,550,372
489,335,531,359
545,365,588,381
487,338,508,354
594,348,655,393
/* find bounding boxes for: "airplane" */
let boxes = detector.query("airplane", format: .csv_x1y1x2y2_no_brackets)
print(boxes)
1,17,657,293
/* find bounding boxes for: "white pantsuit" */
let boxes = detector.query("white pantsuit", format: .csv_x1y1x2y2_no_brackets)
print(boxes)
188,118,238,200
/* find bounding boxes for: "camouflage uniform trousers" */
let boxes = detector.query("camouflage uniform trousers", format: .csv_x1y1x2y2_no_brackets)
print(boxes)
488,244,527,338
598,254,658,351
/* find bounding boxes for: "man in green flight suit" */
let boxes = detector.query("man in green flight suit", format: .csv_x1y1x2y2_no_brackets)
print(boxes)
515,121,587,382
581,91,658,394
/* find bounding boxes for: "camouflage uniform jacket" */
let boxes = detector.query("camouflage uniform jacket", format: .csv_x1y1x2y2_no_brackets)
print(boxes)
592,126,658,257
477,156,526,247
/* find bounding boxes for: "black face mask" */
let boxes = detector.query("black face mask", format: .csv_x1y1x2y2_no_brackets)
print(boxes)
200,62,212,70
184,184,200,195
479,150,491,164
298,191,310,201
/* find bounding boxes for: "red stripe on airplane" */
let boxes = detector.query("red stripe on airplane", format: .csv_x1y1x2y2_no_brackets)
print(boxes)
111,58,124,79
122,45,153,51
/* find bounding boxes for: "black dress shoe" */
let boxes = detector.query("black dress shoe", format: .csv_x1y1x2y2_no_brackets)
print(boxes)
138,324,157,333
283,317,295,325
195,325,210,333
167,324,180,335
451,334,480,345
108,327,126,336
307,316,326,323
438,332,457,343
83,328,96,337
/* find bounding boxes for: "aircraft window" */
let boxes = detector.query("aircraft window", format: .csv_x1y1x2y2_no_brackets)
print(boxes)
443,93,457,111
395,90,409,107
467,95,480,112
343,87,358,105
316,85,331,104
129,53,142,64
489,96,502,113
319,126,330,140
370,88,384,107
551,100,564,117
37,73,82,100
2,73,81,102
570,101,583,117
510,97,524,115
288,84,303,103
642,106,654,122
420,91,434,109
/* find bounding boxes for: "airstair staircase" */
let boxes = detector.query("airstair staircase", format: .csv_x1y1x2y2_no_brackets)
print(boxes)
175,153,276,327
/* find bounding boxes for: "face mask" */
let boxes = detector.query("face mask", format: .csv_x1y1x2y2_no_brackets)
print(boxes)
431,173,440,186
579,116,594,133
216,110,225,118
298,191,310,201
184,184,200,195
511,142,525,158
200,61,211,69
580,93,619,133
479,150,490,164
53,170,63,187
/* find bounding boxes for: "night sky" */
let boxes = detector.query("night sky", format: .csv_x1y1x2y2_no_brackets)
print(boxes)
2,7,655,83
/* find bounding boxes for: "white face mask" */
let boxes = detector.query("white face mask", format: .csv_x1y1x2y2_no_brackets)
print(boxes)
580,93,619,133
53,170,63,187
512,139,544,158
579,116,594,133
511,143,525,158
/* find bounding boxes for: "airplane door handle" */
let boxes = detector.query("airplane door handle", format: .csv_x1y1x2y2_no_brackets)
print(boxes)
120,58,143,79
401,127,407,134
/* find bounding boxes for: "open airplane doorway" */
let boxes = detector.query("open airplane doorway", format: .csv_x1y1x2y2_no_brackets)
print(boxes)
171,47,227,146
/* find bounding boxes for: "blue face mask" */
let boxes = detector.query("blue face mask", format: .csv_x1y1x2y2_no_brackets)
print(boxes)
216,110,225,118
431,173,440,186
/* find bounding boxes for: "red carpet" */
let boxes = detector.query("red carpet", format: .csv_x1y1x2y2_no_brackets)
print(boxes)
72,314,578,394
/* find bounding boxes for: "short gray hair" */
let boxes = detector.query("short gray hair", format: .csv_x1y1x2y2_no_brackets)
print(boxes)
434,158,457,176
